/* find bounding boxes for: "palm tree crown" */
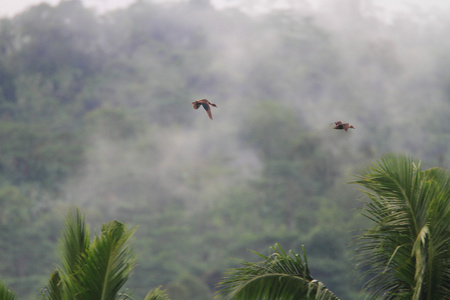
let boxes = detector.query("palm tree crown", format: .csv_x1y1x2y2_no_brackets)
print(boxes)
352,153,450,300
217,243,340,300
40,208,171,300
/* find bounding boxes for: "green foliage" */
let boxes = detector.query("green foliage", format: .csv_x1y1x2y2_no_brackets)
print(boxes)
73,221,136,300
352,154,450,299
217,243,340,300
59,208,91,277
14,0,101,76
0,0,449,299
244,101,301,160
0,186,29,227
144,286,171,300
0,281,17,300
166,274,212,300
83,107,143,141
41,208,137,300
0,186,55,284
42,271,63,300
0,120,84,192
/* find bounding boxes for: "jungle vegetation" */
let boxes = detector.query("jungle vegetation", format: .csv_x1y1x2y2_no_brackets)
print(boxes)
0,0,449,299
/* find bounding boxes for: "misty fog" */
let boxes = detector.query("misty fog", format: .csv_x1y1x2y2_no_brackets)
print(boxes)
0,0,449,299
65,0,449,214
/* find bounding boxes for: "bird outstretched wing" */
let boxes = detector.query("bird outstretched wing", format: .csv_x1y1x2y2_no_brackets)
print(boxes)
342,123,349,131
201,102,213,119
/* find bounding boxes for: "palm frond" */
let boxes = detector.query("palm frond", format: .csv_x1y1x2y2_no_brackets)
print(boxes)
71,220,137,300
40,270,64,300
41,208,91,300
217,243,340,300
0,281,16,300
59,207,90,276
351,154,450,300
144,286,171,300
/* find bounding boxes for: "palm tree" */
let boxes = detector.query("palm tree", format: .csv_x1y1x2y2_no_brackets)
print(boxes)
40,207,171,300
144,286,171,300
216,243,340,300
0,281,17,300
217,154,449,300
352,153,450,299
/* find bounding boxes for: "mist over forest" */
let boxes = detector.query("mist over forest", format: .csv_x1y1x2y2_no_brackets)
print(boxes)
0,0,449,299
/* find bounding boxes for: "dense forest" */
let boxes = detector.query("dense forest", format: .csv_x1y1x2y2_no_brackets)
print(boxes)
0,0,449,299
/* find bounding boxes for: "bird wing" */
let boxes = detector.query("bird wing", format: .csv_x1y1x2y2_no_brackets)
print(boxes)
335,121,343,125
201,102,213,119
192,101,201,109
343,123,349,131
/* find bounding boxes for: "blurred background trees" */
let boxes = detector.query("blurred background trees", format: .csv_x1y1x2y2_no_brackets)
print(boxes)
0,0,449,299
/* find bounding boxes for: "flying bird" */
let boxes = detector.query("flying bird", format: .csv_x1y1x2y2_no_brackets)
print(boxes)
192,99,217,120
332,121,355,131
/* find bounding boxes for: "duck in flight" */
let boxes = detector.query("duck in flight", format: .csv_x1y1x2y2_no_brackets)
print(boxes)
192,99,217,120
332,121,355,131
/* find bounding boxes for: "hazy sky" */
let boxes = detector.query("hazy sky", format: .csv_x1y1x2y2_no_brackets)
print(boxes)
2,0,450,18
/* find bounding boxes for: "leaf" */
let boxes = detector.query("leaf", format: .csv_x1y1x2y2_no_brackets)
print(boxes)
144,286,171,300
41,208,139,300
59,207,91,276
40,271,63,300
217,243,340,300
351,154,450,300
0,281,16,300
71,220,137,300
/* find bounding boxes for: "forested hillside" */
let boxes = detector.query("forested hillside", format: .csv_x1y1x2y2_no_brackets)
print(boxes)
0,0,449,299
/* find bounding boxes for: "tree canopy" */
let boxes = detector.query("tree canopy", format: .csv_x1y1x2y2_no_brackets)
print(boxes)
352,154,450,299
0,0,449,299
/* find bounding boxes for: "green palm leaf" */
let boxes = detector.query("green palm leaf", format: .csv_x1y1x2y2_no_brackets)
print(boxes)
41,208,91,300
70,220,137,300
144,286,171,300
352,153,450,300
217,243,340,300
40,271,64,300
60,208,91,276
0,281,16,300
41,208,138,300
